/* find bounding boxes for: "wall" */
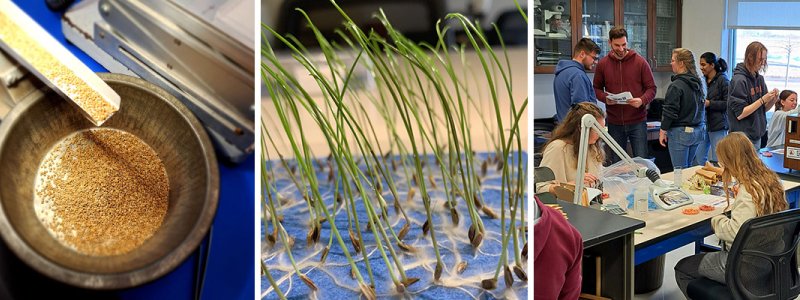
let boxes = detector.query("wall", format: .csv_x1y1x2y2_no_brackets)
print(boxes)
533,0,726,119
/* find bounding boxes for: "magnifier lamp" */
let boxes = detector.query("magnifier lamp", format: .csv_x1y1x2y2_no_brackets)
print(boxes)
572,114,690,208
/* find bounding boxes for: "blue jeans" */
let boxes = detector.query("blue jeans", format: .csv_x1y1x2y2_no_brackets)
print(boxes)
694,130,728,165
607,122,649,162
667,125,705,168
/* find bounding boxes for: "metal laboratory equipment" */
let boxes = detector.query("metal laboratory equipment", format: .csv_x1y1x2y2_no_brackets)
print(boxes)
61,0,255,163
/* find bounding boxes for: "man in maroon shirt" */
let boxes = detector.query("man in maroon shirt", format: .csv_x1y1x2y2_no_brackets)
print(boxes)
593,26,657,163
534,196,583,299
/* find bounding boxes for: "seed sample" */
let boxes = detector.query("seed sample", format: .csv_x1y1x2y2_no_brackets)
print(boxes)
0,10,118,124
34,128,169,256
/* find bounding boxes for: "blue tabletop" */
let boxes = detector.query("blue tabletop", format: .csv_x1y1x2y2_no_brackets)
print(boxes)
10,1,255,299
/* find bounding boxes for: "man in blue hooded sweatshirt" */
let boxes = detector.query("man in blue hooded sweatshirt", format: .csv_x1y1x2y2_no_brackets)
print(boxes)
553,38,601,123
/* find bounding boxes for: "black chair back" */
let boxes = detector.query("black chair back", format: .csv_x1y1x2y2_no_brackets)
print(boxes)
726,208,800,299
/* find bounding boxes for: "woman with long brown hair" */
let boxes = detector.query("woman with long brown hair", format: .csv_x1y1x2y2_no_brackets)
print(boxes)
674,132,787,297
536,102,606,194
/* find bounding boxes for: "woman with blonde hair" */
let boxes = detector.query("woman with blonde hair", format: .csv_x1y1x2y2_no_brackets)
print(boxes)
537,102,606,194
659,48,707,168
674,132,787,297
728,41,780,149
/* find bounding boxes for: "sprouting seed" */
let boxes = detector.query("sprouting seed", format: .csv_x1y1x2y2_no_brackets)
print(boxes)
395,282,405,294
473,193,483,209
397,242,416,252
360,283,376,300
349,229,361,254
422,220,430,236
481,206,498,219
411,174,418,186
504,265,514,288
481,160,488,177
468,225,476,242
397,222,410,240
406,188,416,202
455,261,467,274
513,265,528,282
522,242,528,260
450,207,459,225
391,159,397,171
289,164,296,174
327,168,334,183
320,246,330,263
286,236,295,249
434,262,443,281
300,274,318,291
401,277,420,287
471,231,483,248
481,278,497,290
428,174,436,189
496,159,504,171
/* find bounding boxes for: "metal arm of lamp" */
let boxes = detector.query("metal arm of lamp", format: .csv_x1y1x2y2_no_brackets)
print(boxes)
573,114,652,205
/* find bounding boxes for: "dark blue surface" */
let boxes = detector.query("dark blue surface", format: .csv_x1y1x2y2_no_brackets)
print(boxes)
11,1,255,299
263,153,527,299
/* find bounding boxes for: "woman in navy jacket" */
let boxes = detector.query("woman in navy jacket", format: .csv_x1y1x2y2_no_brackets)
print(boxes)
694,52,730,165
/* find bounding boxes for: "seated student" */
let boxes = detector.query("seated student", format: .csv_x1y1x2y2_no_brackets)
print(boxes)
536,102,605,195
534,195,583,299
674,132,788,297
766,90,798,148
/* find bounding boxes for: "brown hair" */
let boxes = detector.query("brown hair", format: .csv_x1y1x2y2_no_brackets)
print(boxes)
609,26,628,40
744,41,768,74
544,102,606,164
775,89,797,110
673,48,707,98
717,132,787,216
573,38,600,58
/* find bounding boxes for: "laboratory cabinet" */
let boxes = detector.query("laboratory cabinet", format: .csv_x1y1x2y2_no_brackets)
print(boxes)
534,0,681,73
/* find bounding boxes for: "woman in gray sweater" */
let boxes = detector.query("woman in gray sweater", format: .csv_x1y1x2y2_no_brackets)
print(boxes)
694,52,729,165
766,90,799,148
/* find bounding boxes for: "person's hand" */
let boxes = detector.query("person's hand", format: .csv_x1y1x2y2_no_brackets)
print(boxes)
764,89,779,102
659,129,667,147
583,173,599,187
705,99,710,107
629,97,643,108
605,98,616,105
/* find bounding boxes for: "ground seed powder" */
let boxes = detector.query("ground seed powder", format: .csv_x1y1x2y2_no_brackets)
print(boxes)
34,128,169,256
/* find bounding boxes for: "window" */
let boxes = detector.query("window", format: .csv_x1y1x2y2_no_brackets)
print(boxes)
733,29,800,92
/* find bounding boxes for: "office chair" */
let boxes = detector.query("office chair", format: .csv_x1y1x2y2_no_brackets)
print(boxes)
686,208,800,300
534,166,557,203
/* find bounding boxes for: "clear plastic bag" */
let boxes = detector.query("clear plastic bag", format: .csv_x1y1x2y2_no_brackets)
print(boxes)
601,158,661,210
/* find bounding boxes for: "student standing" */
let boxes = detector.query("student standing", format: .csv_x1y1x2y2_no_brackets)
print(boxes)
727,41,779,149
660,48,706,168
674,132,787,297
593,26,657,162
766,90,799,148
533,195,583,300
694,52,730,165
537,102,606,194
553,38,601,123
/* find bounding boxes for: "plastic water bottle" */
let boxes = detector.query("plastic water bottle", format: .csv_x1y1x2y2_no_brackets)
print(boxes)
635,185,648,214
